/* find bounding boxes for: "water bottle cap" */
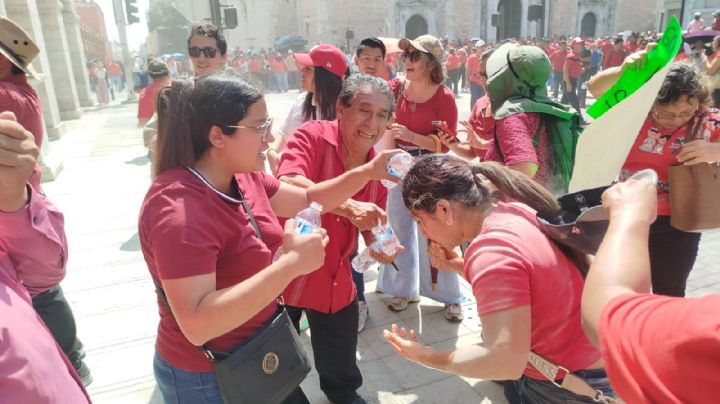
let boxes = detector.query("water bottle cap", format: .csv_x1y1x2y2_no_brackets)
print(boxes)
309,202,323,212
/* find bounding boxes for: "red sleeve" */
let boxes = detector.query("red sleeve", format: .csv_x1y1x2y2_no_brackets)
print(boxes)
257,172,281,197
276,121,323,181
436,87,458,136
389,78,402,100
464,228,532,315
599,293,720,403
145,189,222,280
137,89,153,120
494,113,538,166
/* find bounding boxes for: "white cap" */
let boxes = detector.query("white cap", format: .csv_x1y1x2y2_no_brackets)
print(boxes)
474,39,486,47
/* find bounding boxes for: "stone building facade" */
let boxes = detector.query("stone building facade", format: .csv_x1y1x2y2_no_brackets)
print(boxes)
0,0,95,181
171,0,662,52
76,0,112,63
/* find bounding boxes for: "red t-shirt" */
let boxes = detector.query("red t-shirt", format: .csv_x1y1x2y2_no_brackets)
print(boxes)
139,168,283,372
0,74,43,190
459,52,468,65
248,59,262,73
445,54,461,70
270,59,287,73
276,120,387,313
484,113,562,195
619,110,720,216
564,51,583,79
390,78,458,151
603,48,626,69
107,62,122,76
466,54,483,85
600,293,720,404
464,202,601,380
624,42,639,53
468,95,494,158
549,49,568,72
137,80,166,121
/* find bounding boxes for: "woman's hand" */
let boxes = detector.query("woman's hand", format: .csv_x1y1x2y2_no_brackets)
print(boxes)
677,140,720,165
459,121,490,151
363,149,404,185
383,323,434,364
389,123,416,144
428,241,464,274
369,244,405,265
281,219,329,276
620,43,657,72
601,176,658,225
437,131,458,148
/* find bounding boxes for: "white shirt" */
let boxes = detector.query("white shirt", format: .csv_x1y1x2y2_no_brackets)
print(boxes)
279,92,323,141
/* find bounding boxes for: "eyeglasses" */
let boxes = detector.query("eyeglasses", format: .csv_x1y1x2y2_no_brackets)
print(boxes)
188,46,220,58
402,50,424,62
224,118,273,142
652,107,698,121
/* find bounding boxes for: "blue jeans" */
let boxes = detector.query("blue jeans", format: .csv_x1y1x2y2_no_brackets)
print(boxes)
154,353,223,404
470,82,485,110
154,352,310,404
504,369,615,403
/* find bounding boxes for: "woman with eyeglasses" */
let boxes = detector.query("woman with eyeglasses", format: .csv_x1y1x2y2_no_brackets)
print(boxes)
375,35,465,322
267,44,349,174
139,73,399,403
588,59,720,297
383,155,615,403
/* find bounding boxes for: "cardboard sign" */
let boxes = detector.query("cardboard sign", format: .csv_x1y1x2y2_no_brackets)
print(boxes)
569,65,671,192
587,17,682,119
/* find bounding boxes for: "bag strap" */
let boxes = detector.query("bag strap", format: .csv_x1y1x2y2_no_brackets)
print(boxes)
527,351,617,403
685,115,704,143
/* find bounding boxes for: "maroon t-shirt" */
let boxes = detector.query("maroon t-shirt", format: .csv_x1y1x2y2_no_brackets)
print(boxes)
139,168,283,371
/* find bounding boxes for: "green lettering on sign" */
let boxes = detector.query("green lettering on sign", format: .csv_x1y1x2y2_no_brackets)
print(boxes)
587,16,682,119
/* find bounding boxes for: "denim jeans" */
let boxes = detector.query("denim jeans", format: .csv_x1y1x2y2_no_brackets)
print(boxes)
377,184,463,303
154,352,309,404
470,82,485,110
504,369,615,403
551,71,564,99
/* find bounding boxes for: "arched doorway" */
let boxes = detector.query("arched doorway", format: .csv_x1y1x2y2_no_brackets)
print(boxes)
580,13,597,37
405,14,428,39
497,0,522,40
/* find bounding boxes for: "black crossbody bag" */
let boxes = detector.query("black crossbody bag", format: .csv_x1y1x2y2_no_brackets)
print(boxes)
154,190,310,404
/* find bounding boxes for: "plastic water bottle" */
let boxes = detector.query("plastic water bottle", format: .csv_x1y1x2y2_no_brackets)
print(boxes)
351,245,380,273
372,223,401,255
381,151,414,188
294,202,323,235
351,223,401,273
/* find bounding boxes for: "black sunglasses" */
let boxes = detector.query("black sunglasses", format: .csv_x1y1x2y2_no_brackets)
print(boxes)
188,46,220,58
402,50,425,62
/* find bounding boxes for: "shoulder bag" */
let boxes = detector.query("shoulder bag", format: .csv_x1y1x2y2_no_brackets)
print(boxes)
668,116,720,232
154,187,310,404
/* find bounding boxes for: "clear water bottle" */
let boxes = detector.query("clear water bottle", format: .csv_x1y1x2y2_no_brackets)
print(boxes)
294,202,323,235
381,151,414,188
351,245,380,273
372,223,401,255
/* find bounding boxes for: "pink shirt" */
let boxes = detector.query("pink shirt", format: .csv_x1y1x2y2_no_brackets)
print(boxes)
0,185,89,403
483,113,561,195
464,203,601,380
139,168,282,372
277,120,387,313
600,293,720,403
0,185,67,296
0,74,44,190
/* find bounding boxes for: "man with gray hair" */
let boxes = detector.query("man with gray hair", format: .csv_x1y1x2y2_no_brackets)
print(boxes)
276,74,401,404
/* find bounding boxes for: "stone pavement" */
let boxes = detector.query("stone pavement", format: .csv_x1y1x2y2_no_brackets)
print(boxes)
40,90,719,404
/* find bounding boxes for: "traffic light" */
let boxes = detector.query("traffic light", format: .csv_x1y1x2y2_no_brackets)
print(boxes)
224,7,238,29
125,0,139,25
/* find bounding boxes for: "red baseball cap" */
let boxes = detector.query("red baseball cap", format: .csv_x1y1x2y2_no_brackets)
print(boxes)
293,44,348,79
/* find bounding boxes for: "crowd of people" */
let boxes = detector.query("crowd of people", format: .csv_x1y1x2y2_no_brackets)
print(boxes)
2,10,720,404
